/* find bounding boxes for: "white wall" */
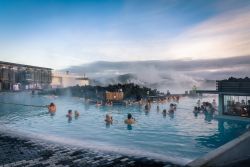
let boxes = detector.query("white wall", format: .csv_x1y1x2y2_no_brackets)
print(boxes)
51,71,89,88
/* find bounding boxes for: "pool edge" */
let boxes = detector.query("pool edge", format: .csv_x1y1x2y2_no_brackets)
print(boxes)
186,130,250,167
0,126,188,166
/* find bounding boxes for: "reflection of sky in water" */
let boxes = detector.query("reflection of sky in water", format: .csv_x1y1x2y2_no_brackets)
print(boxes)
0,92,249,163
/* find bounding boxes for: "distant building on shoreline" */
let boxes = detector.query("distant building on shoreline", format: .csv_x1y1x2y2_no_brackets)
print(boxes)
0,61,89,91
0,61,52,91
51,71,89,88
104,90,124,101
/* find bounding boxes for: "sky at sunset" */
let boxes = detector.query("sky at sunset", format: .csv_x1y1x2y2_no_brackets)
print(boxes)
0,0,250,69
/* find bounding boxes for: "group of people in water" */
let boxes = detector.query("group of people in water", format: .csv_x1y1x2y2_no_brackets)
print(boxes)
105,113,136,125
47,102,137,125
193,99,217,116
46,95,184,127
225,99,250,117
65,110,80,122
66,110,80,117
91,95,181,107
47,102,80,122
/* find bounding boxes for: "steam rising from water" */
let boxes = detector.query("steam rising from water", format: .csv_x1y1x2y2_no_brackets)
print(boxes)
64,56,250,93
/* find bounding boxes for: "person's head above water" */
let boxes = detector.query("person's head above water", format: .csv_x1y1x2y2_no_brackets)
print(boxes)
105,114,113,123
48,102,56,112
125,113,136,125
106,114,111,119
68,110,72,114
127,113,132,119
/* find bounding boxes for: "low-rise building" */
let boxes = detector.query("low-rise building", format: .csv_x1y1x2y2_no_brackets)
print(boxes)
0,61,52,91
51,71,89,88
104,91,124,101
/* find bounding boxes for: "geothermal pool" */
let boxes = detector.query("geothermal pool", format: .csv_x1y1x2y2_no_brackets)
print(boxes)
0,92,249,164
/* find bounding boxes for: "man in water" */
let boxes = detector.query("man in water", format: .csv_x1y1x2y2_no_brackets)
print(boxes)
169,103,176,113
74,110,80,118
162,109,167,117
124,113,136,125
66,110,73,123
105,114,113,124
66,110,73,117
48,103,56,112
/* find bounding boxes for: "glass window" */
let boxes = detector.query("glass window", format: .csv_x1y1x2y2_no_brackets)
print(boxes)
223,95,250,117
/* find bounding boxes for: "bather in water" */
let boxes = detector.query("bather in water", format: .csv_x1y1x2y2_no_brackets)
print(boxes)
168,103,176,113
124,113,136,125
66,110,73,123
105,114,113,124
48,102,56,113
74,110,80,119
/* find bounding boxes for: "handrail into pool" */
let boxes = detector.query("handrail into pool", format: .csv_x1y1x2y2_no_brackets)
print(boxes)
186,130,250,167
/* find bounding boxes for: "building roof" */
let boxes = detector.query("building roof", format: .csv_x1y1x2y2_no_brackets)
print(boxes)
75,77,89,80
219,77,250,82
196,90,250,96
0,61,52,70
196,77,250,95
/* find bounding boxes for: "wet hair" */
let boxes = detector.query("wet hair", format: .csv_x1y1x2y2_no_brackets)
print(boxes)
50,103,54,106
163,109,167,113
128,113,132,119
68,110,72,113
170,103,176,107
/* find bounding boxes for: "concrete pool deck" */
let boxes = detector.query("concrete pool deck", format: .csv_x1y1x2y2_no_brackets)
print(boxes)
0,133,182,167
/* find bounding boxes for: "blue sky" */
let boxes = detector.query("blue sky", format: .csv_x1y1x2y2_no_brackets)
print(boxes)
0,0,250,69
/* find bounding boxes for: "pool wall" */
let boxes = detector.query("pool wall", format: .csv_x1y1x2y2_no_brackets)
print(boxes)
186,130,250,167
215,115,250,123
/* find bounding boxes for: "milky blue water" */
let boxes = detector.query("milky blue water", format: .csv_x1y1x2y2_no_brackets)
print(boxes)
0,92,249,164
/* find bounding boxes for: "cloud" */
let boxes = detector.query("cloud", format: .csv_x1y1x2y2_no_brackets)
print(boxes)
66,55,250,75
167,7,250,60
1,1,250,69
